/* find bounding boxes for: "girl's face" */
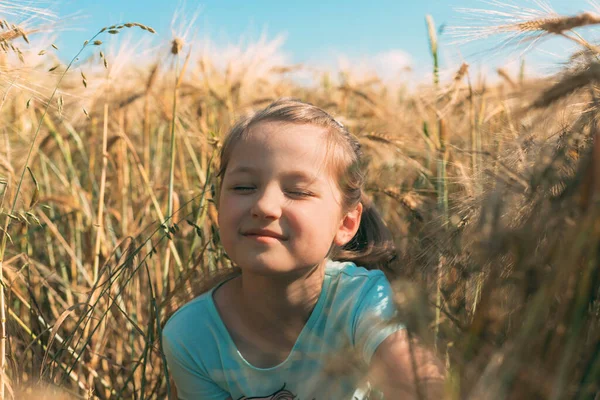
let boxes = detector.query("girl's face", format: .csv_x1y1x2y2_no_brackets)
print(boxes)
218,121,361,276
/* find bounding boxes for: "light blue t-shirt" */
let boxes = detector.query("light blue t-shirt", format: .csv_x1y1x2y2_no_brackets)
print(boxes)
162,260,405,400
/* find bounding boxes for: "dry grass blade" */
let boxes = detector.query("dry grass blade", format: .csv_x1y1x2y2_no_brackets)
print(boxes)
40,303,88,377
146,63,159,93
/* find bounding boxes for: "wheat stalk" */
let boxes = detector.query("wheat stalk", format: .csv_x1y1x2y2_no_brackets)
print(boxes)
497,68,517,88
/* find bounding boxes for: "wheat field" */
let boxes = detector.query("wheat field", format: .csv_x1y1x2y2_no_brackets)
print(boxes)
0,2,599,399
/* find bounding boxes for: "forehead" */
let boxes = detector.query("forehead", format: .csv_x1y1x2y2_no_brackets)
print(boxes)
228,121,332,172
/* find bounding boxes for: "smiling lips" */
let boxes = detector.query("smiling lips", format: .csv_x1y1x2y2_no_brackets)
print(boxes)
242,228,286,240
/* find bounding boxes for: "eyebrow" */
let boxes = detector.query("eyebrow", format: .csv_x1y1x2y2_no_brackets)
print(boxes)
228,165,257,175
228,165,320,182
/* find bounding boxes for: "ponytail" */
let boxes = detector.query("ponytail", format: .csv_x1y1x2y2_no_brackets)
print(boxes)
332,194,398,275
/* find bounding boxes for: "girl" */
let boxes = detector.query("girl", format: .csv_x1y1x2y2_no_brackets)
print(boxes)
162,99,445,399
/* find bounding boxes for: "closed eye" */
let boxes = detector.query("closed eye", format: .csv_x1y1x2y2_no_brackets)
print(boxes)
232,186,255,192
287,190,313,198
231,186,313,197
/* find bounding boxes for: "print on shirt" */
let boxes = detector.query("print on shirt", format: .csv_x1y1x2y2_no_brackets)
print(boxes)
237,383,298,400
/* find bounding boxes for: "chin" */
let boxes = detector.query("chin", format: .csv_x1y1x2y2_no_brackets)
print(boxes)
241,257,327,280
234,253,297,275
246,259,294,275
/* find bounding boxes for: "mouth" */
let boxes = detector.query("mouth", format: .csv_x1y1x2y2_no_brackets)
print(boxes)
244,234,282,244
242,229,286,241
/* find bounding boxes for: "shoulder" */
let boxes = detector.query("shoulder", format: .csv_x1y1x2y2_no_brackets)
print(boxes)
323,260,404,364
163,291,215,343
162,292,235,399
162,289,229,375
325,259,386,279
325,260,389,295
324,260,394,319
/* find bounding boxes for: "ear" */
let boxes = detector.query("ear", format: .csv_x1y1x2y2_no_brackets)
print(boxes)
333,202,363,247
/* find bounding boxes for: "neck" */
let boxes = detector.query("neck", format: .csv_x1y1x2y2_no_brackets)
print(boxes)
236,261,327,332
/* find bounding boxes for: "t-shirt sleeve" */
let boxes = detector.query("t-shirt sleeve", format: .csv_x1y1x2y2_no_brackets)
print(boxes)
352,273,405,365
162,324,230,400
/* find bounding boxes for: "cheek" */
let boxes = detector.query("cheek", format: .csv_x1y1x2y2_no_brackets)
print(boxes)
218,197,244,255
285,205,312,230
288,205,338,241
218,195,244,228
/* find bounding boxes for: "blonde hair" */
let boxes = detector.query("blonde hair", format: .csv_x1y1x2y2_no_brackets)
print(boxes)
217,98,397,272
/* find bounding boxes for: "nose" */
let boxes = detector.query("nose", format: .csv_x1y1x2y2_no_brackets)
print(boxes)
251,185,283,220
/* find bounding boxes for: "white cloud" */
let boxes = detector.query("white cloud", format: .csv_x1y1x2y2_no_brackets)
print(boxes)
337,49,413,82
371,49,413,79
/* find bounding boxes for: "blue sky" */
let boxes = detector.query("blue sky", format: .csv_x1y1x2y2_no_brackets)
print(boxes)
41,0,599,80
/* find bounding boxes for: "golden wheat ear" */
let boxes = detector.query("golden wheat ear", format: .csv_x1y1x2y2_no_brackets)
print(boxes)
531,63,600,108
513,12,600,34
